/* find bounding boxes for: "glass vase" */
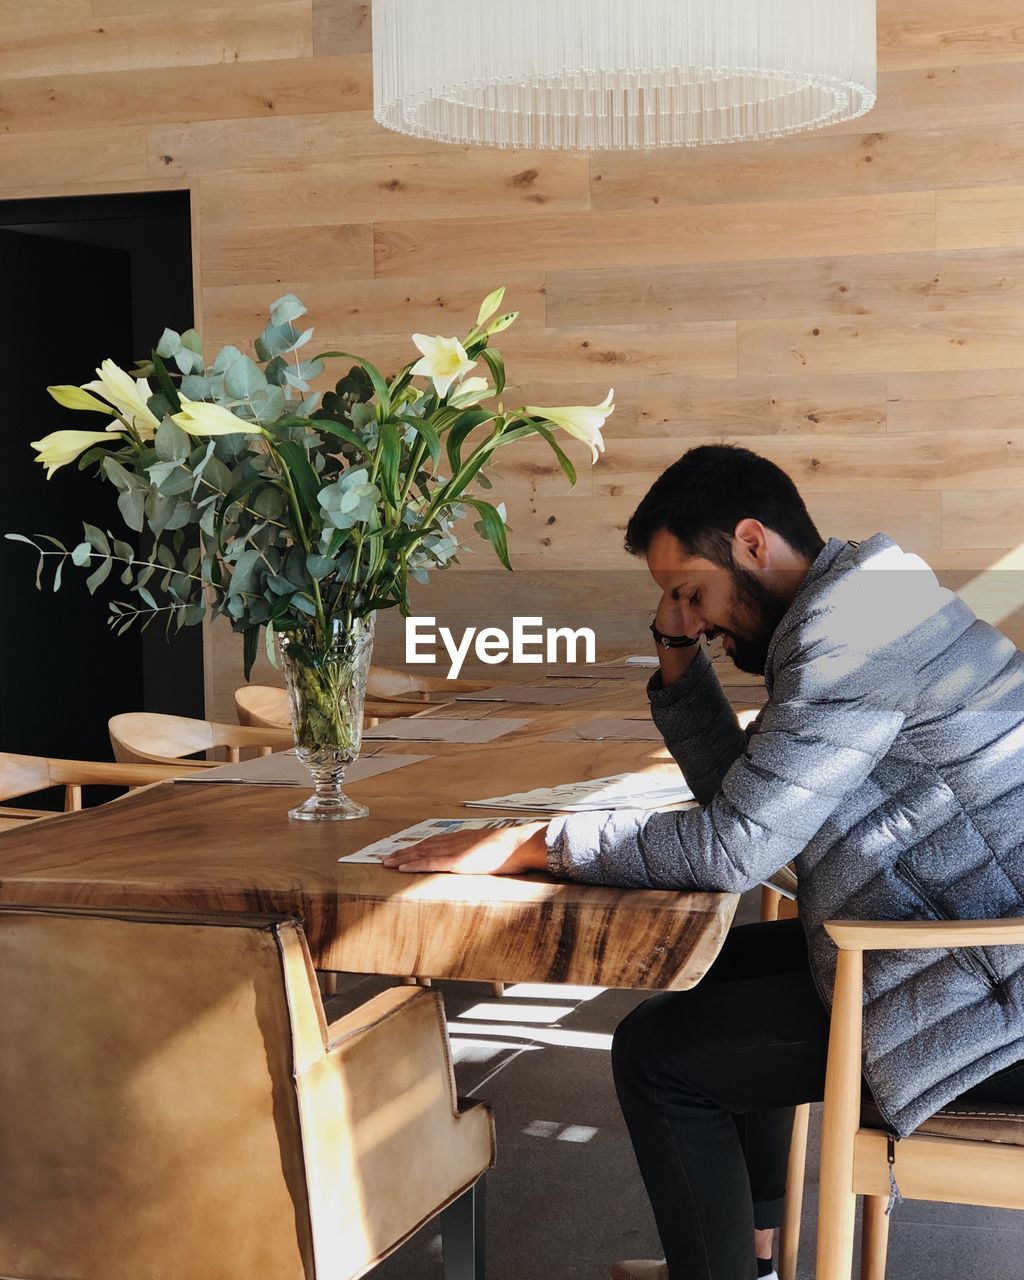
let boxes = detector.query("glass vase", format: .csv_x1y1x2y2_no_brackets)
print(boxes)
277,614,375,821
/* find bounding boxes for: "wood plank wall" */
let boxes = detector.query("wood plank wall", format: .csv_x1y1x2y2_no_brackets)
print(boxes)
3,0,1024,715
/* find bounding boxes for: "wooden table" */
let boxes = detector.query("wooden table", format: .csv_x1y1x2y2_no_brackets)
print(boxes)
0,667,759,990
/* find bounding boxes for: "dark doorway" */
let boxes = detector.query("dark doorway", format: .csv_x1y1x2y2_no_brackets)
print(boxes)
0,190,203,789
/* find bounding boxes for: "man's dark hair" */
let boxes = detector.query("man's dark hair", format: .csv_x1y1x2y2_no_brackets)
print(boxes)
624,443,825,568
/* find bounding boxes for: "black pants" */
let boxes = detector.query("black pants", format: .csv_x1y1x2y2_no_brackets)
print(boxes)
611,919,1024,1280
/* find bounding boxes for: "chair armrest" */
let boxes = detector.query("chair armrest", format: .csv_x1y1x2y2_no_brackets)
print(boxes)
826,918,1024,951
297,985,494,1277
324,984,428,1049
45,759,188,787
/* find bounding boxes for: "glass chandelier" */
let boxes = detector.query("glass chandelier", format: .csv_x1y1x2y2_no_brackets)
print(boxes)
372,0,876,151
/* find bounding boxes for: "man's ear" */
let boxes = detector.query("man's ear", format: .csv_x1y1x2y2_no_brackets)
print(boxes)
732,517,771,567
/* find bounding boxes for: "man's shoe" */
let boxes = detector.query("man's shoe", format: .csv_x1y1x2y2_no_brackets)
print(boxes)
609,1262,668,1280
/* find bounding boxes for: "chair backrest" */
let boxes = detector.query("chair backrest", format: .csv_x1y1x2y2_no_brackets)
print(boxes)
0,905,317,1280
236,683,291,729
0,904,494,1280
109,711,218,763
110,712,293,764
367,666,494,698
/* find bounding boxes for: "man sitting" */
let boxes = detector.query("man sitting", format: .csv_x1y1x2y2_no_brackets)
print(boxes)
386,444,1024,1280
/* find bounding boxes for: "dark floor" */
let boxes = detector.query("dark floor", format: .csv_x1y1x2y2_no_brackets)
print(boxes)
325,891,1024,1279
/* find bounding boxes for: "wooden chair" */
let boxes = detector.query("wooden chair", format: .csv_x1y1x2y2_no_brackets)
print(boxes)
0,751,183,831
0,903,494,1280
235,665,500,733
235,684,440,732
817,917,1024,1280
109,712,293,768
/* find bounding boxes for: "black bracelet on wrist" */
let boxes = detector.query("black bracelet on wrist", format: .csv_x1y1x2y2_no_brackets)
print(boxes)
650,621,700,650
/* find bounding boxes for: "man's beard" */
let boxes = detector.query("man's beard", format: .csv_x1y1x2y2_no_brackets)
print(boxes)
722,566,792,675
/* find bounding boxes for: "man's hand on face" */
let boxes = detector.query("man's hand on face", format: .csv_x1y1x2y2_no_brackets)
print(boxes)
380,820,550,875
655,589,690,639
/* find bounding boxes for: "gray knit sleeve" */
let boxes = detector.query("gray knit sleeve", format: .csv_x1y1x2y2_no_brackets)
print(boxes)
646,645,748,805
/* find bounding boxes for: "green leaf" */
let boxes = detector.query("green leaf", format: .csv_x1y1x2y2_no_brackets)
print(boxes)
376,420,401,501
155,419,191,463
270,294,307,326
243,625,259,680
445,408,498,476
82,523,111,556
155,328,182,359
312,351,390,417
86,556,113,595
150,350,182,414
306,553,334,579
224,353,267,399
118,488,146,533
275,440,322,525
71,542,92,567
398,415,442,469
310,418,369,454
229,548,261,596
53,557,64,592
532,423,578,487
264,620,278,669
181,327,204,355
480,347,506,395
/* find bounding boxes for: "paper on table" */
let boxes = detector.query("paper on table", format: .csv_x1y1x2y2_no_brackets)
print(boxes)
363,716,532,743
624,655,659,667
543,718,662,742
454,683,599,704
176,750,430,786
340,816,541,864
465,771,693,812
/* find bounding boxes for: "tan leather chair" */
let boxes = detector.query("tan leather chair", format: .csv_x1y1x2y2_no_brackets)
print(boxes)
109,711,293,767
0,751,182,830
816,917,1024,1280
0,903,494,1280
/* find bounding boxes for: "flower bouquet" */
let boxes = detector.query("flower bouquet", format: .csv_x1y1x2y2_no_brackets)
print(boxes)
7,289,614,820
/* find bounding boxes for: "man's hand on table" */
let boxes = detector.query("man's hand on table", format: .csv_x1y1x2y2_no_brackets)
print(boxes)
380,821,550,875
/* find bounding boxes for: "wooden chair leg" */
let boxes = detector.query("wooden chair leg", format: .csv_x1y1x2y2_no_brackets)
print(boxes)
442,1178,486,1280
816,949,863,1280
778,1102,811,1280
490,982,505,998
760,885,782,922
317,971,339,997
861,1195,890,1280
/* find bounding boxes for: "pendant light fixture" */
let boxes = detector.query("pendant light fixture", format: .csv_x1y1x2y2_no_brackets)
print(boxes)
372,0,876,151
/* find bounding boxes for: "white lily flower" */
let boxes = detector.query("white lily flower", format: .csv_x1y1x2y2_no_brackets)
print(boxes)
524,388,615,464
410,333,477,398
47,384,116,415
31,429,123,479
448,377,493,408
83,359,161,440
171,396,262,437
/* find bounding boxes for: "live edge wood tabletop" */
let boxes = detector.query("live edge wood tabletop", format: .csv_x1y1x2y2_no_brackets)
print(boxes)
0,670,751,991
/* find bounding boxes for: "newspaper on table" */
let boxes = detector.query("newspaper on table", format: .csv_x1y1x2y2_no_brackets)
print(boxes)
339,816,540,864
464,771,693,812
